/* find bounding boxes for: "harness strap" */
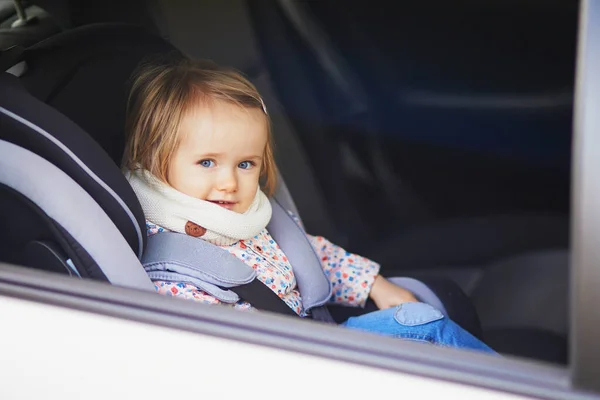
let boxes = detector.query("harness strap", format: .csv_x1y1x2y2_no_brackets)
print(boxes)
143,230,335,321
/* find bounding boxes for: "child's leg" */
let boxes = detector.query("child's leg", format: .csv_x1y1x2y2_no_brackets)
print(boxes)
387,277,483,340
340,302,496,354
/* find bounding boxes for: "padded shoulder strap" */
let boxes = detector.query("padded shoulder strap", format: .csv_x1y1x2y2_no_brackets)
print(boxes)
267,197,332,310
142,232,256,287
143,232,297,317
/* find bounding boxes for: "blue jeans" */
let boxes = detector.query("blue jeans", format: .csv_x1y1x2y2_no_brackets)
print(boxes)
341,302,496,354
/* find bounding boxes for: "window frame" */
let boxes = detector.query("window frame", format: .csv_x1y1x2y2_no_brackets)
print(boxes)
0,262,591,400
570,0,600,393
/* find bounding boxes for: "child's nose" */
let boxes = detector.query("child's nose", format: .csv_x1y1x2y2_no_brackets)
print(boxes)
217,169,238,192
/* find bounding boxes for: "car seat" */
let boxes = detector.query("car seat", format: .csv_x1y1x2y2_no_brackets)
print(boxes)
2,23,568,363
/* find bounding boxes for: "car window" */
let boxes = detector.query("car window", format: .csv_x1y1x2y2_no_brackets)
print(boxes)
1,0,599,398
240,0,574,364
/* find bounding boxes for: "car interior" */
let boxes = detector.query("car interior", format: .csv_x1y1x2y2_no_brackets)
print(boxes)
0,0,578,365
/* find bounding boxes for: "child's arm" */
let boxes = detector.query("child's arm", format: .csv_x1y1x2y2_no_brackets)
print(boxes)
369,275,418,309
308,235,380,308
308,235,417,309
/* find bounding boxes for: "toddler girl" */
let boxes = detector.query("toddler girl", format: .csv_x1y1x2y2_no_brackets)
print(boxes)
123,56,494,354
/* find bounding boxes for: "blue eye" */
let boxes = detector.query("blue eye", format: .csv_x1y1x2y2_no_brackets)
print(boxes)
199,159,215,168
238,161,254,170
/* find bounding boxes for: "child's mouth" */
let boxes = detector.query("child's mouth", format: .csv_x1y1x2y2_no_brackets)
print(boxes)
208,200,236,210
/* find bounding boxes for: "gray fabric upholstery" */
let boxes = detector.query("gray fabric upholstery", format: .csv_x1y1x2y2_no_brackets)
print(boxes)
0,140,154,291
273,170,300,220
0,105,144,258
143,232,256,287
267,197,332,310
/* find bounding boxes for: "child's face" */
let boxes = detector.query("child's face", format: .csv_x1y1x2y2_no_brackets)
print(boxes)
167,100,268,214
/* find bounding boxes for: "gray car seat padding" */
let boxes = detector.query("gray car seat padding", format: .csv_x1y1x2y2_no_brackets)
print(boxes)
273,170,299,219
267,196,332,309
0,140,154,291
0,104,144,259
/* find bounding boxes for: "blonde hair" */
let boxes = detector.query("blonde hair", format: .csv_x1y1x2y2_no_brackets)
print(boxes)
122,55,277,196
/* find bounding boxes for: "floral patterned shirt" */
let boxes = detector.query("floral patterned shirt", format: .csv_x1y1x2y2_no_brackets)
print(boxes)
148,221,380,317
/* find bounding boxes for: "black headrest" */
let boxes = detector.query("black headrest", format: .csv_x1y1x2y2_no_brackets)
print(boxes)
19,23,183,163
0,72,146,258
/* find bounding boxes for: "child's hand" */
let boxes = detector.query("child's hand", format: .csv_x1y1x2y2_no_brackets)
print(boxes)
369,275,418,310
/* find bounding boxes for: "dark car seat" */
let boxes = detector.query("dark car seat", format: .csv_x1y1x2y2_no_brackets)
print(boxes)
2,23,568,363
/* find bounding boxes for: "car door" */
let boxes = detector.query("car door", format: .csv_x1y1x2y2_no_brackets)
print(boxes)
0,0,599,398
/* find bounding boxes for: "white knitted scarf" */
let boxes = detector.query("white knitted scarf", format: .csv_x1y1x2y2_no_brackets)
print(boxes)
125,168,272,246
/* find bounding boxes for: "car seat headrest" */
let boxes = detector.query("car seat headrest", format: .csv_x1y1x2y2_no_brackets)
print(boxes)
0,72,146,258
